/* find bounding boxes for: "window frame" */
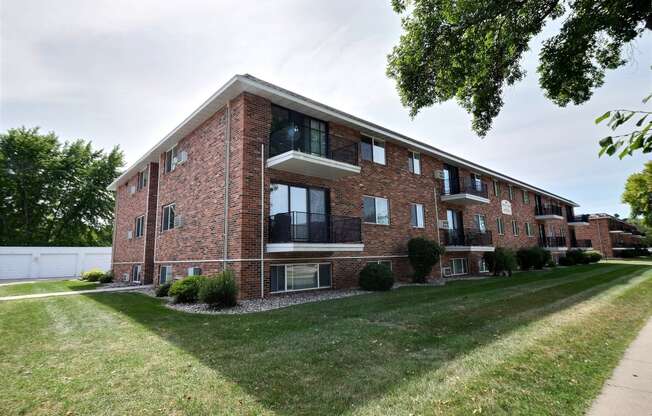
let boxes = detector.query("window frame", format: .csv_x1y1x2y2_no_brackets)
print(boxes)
360,136,386,165
161,203,176,231
410,203,425,228
367,260,393,270
270,263,332,293
450,258,468,276
164,145,178,173
131,264,142,283
363,195,390,225
474,214,487,232
525,222,534,237
159,265,172,284
408,151,421,175
508,185,514,200
512,219,519,236
478,258,489,273
493,180,500,197
523,190,529,204
135,215,145,238
497,217,505,235
137,168,148,191
187,267,202,276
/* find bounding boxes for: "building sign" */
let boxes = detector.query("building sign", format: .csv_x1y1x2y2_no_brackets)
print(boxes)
501,200,512,215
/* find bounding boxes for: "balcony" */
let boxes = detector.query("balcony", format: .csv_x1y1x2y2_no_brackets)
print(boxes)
441,229,494,252
267,133,360,180
535,205,564,221
539,236,567,250
571,239,592,250
440,179,490,206
267,211,363,253
568,214,590,226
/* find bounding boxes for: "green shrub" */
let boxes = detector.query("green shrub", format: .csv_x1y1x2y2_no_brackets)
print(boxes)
566,249,589,265
483,247,517,276
619,249,637,258
407,237,444,283
546,260,557,268
586,252,603,263
359,263,394,291
199,270,238,308
516,247,539,271
169,276,206,303
99,271,113,283
531,247,551,269
559,256,575,266
82,269,105,282
156,282,172,297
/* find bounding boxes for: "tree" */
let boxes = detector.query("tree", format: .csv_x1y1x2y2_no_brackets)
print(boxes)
386,0,652,137
0,127,124,246
627,217,652,246
595,91,651,158
622,161,652,227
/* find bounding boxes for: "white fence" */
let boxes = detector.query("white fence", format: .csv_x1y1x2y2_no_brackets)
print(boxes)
0,247,112,280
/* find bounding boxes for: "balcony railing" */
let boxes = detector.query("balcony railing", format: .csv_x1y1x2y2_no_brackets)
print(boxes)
611,239,646,249
569,214,590,223
441,179,489,199
269,211,362,244
539,236,567,248
441,228,493,246
269,133,359,166
571,239,592,248
535,205,563,217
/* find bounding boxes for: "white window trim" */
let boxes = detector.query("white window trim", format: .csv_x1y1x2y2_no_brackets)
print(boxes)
132,264,142,283
475,214,487,232
362,136,386,166
512,220,519,236
161,203,176,231
159,265,172,284
408,151,421,175
508,185,514,200
164,145,178,173
523,190,529,204
525,222,534,237
493,180,500,197
367,260,393,270
410,203,425,228
450,258,468,276
363,195,390,225
270,263,332,294
497,217,505,235
478,258,489,273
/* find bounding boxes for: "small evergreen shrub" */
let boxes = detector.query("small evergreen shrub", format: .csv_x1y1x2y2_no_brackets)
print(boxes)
359,263,394,291
559,256,575,266
483,248,517,276
566,249,589,265
586,252,603,263
516,247,539,271
99,271,113,283
82,269,105,282
407,237,444,283
531,247,551,270
546,260,557,268
199,270,238,308
169,276,206,303
156,282,172,297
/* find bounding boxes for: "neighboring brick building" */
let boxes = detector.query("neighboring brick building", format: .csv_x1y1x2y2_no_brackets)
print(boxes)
573,214,648,258
109,74,607,299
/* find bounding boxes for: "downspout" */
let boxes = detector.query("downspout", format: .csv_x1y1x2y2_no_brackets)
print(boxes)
223,102,231,268
260,143,265,299
596,219,605,258
111,190,118,273
433,181,444,279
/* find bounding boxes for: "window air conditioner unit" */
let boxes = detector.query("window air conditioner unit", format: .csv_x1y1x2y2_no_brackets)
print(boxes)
438,220,450,229
122,273,129,281
127,230,133,240
174,215,184,228
129,185,136,194
176,150,188,165
434,170,446,180
442,267,452,277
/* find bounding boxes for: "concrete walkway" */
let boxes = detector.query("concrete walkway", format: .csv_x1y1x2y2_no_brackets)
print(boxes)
588,317,652,416
0,285,152,302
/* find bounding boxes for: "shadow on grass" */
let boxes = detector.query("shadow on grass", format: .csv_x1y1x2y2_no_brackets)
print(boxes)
86,263,651,415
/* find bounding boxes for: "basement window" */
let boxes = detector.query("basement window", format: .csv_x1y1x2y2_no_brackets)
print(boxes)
270,263,331,293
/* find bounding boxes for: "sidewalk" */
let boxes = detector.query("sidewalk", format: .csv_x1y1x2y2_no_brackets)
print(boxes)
588,317,652,416
0,285,152,302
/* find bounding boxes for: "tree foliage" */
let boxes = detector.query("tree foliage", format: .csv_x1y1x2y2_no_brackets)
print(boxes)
596,91,652,158
622,161,652,227
0,127,124,246
387,0,652,137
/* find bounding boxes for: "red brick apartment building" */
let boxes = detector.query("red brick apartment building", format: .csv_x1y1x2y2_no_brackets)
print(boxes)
574,214,648,258
109,74,607,299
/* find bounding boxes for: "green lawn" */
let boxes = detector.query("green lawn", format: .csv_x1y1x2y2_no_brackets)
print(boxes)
1,261,651,415
0,279,100,297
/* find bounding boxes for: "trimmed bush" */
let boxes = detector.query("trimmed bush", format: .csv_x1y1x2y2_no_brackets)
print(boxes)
169,276,206,303
156,282,172,297
619,249,637,258
559,256,575,266
82,269,105,282
483,247,517,276
359,263,394,291
566,249,589,265
199,270,238,308
531,247,551,270
99,271,113,283
516,247,539,271
586,252,603,263
546,260,557,268
407,237,444,283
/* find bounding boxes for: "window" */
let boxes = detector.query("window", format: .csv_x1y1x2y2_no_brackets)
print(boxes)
162,204,176,231
474,214,487,232
367,260,392,270
471,173,482,192
497,217,505,235
131,264,142,282
523,190,529,204
361,136,385,165
451,258,468,275
493,180,500,197
363,196,390,225
164,146,178,173
137,168,148,191
159,265,172,284
512,220,519,236
410,203,424,228
525,222,534,237
135,215,145,238
269,105,328,157
508,185,514,200
270,263,331,292
408,151,421,174
187,267,202,276
479,259,489,273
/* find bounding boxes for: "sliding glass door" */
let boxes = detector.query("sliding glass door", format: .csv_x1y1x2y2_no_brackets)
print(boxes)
270,183,328,242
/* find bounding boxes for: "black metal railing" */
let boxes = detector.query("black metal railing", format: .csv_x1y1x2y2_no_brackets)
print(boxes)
441,228,493,246
569,214,590,223
441,178,489,198
268,132,359,166
608,220,627,233
611,238,646,249
539,236,566,248
268,211,362,244
571,239,592,248
535,205,563,217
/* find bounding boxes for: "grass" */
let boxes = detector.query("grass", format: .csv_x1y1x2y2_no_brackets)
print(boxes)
0,261,651,415
0,279,100,297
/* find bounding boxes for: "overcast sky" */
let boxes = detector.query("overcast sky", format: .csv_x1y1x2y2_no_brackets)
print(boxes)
2,0,650,216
